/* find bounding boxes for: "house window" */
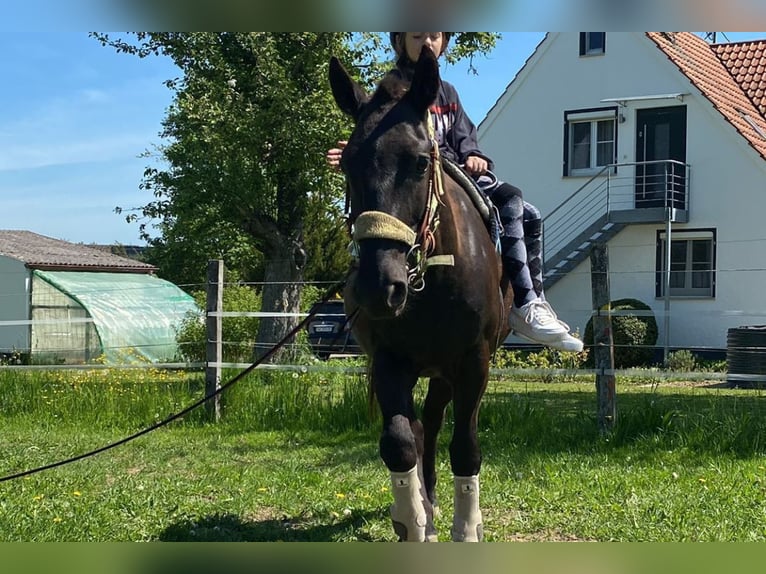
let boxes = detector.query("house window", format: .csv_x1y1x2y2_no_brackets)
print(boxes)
580,33,606,56
563,108,617,176
656,229,716,298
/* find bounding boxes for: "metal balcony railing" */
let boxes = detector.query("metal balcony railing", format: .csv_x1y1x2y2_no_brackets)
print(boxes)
543,160,691,265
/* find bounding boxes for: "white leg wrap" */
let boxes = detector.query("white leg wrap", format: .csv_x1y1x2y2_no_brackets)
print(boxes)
389,466,427,542
451,475,483,542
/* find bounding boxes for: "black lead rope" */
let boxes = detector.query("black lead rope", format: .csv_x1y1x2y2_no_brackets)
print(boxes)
0,280,347,484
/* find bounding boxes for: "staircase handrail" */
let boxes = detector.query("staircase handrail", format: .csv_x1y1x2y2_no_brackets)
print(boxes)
544,159,690,223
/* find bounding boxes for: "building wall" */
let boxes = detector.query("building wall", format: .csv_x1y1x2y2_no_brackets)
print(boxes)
480,32,766,350
0,256,31,353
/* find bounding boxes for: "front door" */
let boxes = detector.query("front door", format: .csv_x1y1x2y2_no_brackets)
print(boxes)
635,106,687,209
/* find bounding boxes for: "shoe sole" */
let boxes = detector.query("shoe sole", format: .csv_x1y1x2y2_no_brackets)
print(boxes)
510,328,584,353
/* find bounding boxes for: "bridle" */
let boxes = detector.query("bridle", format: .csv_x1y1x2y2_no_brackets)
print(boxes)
349,113,454,292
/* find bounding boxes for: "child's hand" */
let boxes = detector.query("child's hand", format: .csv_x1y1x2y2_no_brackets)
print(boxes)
326,140,347,171
464,155,488,176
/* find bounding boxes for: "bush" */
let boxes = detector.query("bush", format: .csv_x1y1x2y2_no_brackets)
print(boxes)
176,280,262,363
666,349,698,372
491,346,589,381
584,298,658,368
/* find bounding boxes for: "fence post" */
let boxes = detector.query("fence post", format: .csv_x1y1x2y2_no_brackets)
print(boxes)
590,244,617,432
205,259,224,422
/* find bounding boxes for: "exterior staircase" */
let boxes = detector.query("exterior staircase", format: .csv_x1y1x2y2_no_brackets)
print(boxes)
542,160,690,290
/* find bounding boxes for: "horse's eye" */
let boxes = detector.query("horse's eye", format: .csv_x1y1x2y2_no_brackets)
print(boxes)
415,155,430,174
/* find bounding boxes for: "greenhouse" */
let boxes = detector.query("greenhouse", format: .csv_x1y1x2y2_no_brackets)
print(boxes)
30,270,199,364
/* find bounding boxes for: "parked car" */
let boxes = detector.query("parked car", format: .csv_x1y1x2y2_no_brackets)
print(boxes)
305,299,360,359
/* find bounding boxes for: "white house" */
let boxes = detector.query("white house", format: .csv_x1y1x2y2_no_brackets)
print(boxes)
479,32,766,354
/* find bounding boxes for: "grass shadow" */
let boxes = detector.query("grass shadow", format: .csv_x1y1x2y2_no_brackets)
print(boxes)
158,509,384,542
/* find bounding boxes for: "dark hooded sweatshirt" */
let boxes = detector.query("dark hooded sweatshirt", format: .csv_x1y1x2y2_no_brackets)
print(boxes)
397,59,495,171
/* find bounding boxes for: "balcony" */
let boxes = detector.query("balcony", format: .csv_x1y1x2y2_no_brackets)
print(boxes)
542,160,690,289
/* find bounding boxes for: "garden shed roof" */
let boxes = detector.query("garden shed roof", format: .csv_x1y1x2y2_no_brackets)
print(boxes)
0,230,156,273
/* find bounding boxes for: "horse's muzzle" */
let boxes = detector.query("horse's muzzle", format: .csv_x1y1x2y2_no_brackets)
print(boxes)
353,240,409,319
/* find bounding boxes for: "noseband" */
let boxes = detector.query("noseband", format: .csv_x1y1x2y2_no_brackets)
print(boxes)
351,115,455,292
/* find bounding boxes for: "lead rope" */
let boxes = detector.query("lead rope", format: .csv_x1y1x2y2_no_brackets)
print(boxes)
0,280,348,483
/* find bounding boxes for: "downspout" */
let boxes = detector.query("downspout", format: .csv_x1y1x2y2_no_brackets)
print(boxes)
663,162,672,366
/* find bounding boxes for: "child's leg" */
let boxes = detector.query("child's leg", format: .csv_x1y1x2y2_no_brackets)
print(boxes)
522,202,544,300
482,179,584,353
486,182,537,309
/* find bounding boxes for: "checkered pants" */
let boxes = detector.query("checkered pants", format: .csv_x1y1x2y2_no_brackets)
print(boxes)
476,175,543,309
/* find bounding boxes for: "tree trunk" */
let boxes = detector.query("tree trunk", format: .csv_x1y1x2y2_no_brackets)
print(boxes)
254,241,304,364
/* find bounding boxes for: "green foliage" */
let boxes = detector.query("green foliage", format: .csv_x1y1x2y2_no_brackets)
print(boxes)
666,349,698,372
700,358,727,373
491,347,589,382
176,278,262,363
93,33,357,287
446,32,502,69
0,351,25,366
584,298,659,368
91,32,501,288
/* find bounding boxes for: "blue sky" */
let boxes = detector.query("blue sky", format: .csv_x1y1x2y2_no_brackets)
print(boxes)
0,32,763,245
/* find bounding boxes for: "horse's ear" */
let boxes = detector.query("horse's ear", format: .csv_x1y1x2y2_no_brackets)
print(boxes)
329,56,368,120
406,46,440,114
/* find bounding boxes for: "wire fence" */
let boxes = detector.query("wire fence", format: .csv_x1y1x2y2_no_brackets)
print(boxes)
3,265,766,384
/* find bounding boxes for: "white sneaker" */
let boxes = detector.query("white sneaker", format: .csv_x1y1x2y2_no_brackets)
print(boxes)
509,298,584,352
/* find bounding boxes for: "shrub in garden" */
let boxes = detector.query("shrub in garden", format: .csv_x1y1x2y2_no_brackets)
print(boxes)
666,349,698,372
584,298,658,368
176,279,262,363
491,346,588,381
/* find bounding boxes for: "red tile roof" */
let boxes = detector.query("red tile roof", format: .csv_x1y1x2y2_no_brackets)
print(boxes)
713,39,766,118
647,32,766,161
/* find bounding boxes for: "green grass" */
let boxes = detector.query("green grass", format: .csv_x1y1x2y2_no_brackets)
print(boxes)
0,367,765,541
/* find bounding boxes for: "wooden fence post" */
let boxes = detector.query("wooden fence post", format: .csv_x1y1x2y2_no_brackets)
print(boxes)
205,259,224,422
590,244,617,432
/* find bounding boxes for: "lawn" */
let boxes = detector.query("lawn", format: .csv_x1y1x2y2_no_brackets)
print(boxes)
0,366,764,541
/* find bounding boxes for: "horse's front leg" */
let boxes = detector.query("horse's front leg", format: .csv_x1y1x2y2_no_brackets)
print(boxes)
373,353,434,542
422,378,452,508
448,347,491,542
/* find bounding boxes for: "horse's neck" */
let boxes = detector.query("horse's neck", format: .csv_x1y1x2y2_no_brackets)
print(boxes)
438,178,486,248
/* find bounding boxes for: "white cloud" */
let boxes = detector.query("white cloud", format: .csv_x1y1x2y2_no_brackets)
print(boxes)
0,134,154,172
0,80,167,171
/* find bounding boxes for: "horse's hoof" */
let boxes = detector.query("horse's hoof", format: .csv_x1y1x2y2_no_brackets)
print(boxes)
425,522,439,542
392,520,426,542
450,522,484,542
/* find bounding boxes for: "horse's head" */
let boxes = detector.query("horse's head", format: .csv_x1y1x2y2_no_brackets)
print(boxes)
329,47,441,319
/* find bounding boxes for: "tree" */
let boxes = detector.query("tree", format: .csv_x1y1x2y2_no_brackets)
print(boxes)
92,32,499,362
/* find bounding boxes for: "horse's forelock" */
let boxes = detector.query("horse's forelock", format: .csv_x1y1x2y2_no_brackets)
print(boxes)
353,71,418,142
361,71,409,117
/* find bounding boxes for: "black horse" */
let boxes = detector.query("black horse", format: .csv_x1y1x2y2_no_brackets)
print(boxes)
329,47,513,542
